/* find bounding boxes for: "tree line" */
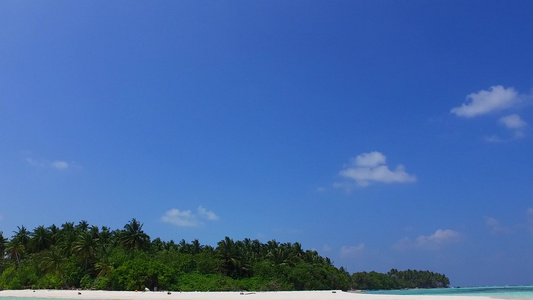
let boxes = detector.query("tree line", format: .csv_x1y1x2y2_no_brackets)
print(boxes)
0,219,449,291
351,269,450,290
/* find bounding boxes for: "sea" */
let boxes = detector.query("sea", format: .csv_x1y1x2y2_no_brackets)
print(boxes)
363,285,533,299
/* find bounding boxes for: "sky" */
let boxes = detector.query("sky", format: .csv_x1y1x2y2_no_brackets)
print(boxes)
1,0,532,287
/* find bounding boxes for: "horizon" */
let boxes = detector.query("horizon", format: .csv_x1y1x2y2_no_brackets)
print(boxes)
1,0,532,287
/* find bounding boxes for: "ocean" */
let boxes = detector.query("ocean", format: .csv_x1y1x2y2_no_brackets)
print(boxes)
363,285,533,299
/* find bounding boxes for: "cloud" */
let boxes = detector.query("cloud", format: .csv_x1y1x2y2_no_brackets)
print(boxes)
51,161,69,170
337,152,416,187
161,206,219,227
500,114,527,129
26,157,74,170
451,86,531,140
322,244,332,252
354,152,387,167
197,206,219,221
499,114,527,139
450,86,519,117
487,209,533,236
340,243,365,257
394,229,461,251
485,217,513,234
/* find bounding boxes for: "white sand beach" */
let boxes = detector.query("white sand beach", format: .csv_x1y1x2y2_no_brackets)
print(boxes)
0,290,502,300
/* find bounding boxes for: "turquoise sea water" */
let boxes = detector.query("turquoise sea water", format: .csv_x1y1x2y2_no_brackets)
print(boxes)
363,285,533,299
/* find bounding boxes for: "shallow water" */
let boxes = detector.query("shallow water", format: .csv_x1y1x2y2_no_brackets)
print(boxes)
363,285,533,299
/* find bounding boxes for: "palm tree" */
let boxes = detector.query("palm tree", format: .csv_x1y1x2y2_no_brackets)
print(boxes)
95,257,114,279
241,238,252,252
292,242,304,262
304,250,322,264
48,224,60,245
263,239,279,257
61,222,75,232
55,222,77,256
13,225,30,250
0,231,7,258
72,231,97,270
89,225,100,239
6,239,25,275
163,240,177,252
119,218,150,257
202,245,215,253
267,247,295,266
75,220,89,232
250,239,262,256
97,226,112,245
216,237,244,277
191,239,202,254
151,238,164,252
31,225,52,252
39,246,67,287
178,239,189,253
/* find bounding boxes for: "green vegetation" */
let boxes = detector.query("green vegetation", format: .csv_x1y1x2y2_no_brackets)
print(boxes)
351,269,450,290
0,219,449,291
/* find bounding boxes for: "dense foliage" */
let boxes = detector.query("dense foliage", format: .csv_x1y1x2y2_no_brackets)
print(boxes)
0,219,449,291
351,269,450,290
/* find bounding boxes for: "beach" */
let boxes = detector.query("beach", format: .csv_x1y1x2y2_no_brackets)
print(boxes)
0,290,502,300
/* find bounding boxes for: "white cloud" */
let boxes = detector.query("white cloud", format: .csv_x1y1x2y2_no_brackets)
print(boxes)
337,151,416,187
51,161,69,170
322,244,332,252
161,209,197,227
161,206,219,227
500,114,527,129
394,229,461,251
486,209,533,236
416,229,461,247
451,86,530,140
197,206,219,221
451,85,519,117
353,152,387,167
340,243,365,257
485,217,513,234
26,157,73,170
499,114,527,139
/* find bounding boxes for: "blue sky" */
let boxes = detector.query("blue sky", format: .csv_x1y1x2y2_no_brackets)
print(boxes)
1,0,533,287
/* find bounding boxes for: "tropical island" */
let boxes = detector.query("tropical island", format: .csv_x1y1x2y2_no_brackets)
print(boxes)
0,219,449,291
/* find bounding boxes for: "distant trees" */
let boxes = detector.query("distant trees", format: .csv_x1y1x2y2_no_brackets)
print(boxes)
0,232,7,256
119,218,150,256
30,225,52,252
0,219,449,291
351,269,450,290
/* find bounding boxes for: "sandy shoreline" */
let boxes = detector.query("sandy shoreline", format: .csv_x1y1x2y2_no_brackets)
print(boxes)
0,290,503,300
